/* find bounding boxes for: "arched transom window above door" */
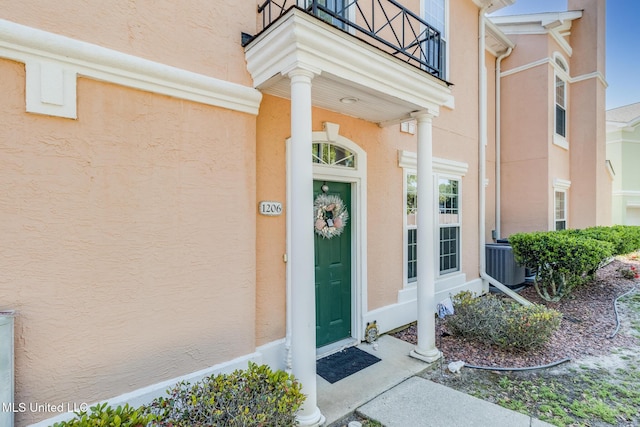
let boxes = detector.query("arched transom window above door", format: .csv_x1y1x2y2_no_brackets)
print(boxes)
309,122,365,174
312,142,356,168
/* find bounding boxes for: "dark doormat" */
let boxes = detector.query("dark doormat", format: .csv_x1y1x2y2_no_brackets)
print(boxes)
316,346,381,384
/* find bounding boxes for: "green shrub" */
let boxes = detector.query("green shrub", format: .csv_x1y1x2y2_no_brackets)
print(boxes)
144,362,305,427
563,225,640,256
52,402,155,427
447,291,561,351
509,231,614,302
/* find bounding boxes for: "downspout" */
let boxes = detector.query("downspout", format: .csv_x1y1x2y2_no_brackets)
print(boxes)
495,47,512,241
477,7,530,306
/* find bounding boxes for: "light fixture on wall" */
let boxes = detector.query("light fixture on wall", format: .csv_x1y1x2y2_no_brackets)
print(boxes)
321,182,329,193
339,96,359,104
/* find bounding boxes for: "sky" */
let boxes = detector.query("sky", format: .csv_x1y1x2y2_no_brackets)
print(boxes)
490,0,640,110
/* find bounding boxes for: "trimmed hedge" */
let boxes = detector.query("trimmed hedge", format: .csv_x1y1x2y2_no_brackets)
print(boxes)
561,225,640,256
509,225,640,302
509,231,614,302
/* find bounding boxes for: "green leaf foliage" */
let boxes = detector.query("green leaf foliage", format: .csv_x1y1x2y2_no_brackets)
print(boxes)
509,230,614,302
51,402,156,427
448,291,561,350
143,362,305,426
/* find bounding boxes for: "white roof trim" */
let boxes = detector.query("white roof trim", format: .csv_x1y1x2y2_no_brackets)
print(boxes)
0,18,262,118
490,11,583,57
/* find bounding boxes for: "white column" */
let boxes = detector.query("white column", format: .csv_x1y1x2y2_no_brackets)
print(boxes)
410,112,442,363
287,67,325,427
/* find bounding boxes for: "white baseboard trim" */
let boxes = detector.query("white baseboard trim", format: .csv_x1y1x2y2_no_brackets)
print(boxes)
365,277,483,335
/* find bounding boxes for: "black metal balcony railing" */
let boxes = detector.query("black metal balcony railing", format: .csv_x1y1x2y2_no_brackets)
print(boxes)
248,0,444,79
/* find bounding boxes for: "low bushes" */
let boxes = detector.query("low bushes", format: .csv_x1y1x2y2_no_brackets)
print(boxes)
447,291,562,350
51,363,304,427
52,403,155,427
144,362,305,427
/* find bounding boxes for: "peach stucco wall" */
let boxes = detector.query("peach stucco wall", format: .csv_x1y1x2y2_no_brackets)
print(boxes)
499,0,610,235
0,59,257,425
431,0,481,276
499,35,551,235
567,0,611,227
255,94,414,330
0,0,255,85
486,49,498,242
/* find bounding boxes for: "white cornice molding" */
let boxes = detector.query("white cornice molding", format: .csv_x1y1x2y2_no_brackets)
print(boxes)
614,191,640,197
553,178,572,190
0,18,262,118
501,56,606,89
501,57,549,78
398,150,469,176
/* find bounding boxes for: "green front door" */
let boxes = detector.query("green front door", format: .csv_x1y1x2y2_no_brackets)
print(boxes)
314,180,352,348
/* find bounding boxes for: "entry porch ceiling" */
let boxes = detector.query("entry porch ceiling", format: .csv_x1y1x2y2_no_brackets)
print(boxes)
244,8,454,126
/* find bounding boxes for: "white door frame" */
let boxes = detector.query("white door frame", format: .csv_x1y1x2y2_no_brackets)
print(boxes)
285,122,368,361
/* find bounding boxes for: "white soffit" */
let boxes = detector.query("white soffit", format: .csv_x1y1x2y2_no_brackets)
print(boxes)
485,19,514,56
244,8,454,125
473,0,516,14
490,11,583,35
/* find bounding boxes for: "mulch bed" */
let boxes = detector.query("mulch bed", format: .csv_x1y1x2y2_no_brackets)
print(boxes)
391,257,640,368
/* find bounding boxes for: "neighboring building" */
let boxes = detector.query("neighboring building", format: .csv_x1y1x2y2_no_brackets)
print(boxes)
607,102,640,225
0,1,608,426
491,0,611,237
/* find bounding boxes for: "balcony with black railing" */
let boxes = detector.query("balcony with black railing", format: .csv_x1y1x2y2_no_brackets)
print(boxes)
245,0,445,80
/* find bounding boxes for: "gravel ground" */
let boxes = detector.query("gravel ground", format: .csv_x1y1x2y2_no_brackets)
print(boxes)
391,257,640,368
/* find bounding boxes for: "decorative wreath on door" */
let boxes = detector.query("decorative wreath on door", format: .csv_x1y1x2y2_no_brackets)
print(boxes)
314,193,349,239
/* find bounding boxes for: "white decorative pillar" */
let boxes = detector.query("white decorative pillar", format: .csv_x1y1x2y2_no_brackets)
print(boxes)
410,112,442,363
287,66,325,427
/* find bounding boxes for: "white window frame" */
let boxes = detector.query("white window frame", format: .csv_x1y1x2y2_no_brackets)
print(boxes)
437,174,461,276
553,53,570,149
553,178,571,231
399,150,467,287
404,168,418,285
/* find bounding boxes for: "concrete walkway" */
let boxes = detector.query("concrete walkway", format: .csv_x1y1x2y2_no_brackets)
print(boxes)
358,376,553,427
318,335,554,427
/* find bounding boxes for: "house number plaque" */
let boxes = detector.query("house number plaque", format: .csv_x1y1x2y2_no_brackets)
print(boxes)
259,201,283,216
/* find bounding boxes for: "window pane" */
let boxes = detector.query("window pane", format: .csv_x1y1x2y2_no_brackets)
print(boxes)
439,226,459,274
424,0,445,32
316,0,347,28
408,228,417,282
555,77,565,107
555,191,565,220
311,142,355,168
407,173,418,226
439,178,459,224
555,105,566,137
555,191,566,231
